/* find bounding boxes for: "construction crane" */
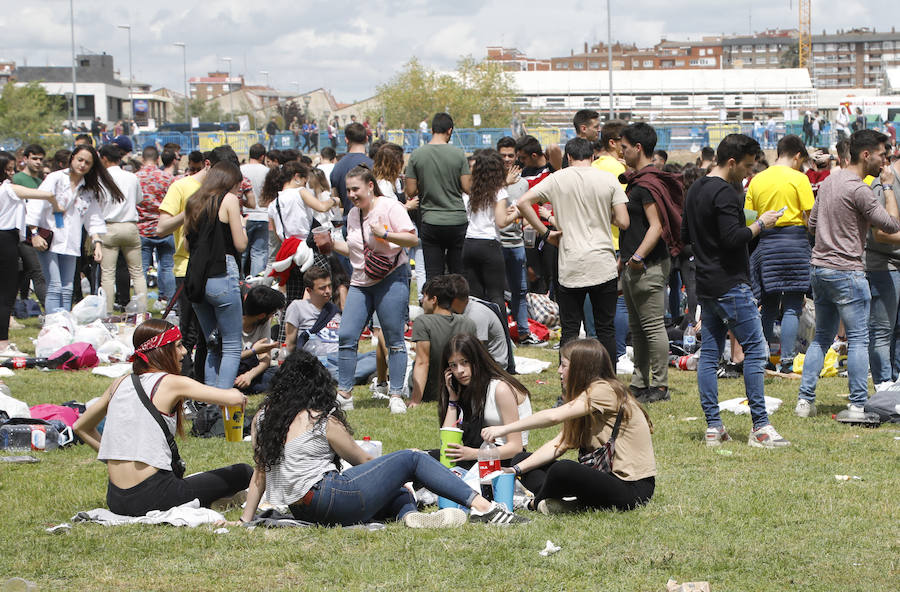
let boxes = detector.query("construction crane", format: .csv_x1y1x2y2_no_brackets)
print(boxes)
798,0,811,68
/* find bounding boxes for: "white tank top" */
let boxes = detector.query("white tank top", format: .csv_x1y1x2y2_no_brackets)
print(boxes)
482,378,532,447
97,372,176,472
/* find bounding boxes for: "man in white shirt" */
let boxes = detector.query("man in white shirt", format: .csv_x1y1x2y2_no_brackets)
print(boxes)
240,143,270,277
98,144,146,314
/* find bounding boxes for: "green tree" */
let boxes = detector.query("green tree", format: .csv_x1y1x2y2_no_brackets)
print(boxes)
0,82,67,149
170,97,226,124
375,56,516,129
780,45,800,68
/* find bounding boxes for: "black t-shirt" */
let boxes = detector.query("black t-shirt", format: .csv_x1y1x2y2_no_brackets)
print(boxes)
329,153,374,214
680,176,754,300
619,184,668,264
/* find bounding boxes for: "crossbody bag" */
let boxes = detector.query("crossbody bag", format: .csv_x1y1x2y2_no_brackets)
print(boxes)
577,406,624,473
131,373,186,478
358,208,399,280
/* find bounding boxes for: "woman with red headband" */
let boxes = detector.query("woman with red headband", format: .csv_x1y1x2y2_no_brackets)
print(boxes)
74,319,253,516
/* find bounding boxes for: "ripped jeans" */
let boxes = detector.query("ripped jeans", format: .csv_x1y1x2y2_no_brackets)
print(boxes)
337,265,409,395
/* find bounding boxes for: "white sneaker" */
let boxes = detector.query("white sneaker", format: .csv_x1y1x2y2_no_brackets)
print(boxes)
8,318,25,330
338,394,354,411
844,403,867,420
389,395,407,414
369,378,389,400
874,381,895,392
748,424,791,448
794,399,817,418
0,343,24,358
403,508,467,528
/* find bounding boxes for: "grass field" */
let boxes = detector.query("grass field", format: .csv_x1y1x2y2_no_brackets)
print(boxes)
1,316,898,591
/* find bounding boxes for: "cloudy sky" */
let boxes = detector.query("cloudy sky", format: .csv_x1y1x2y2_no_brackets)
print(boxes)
0,0,889,103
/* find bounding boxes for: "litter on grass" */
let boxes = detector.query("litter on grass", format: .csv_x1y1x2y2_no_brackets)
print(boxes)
666,579,711,592
834,475,863,481
539,540,561,557
718,396,782,415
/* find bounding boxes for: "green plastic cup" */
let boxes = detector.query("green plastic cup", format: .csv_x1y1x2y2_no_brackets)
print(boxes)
744,208,758,226
439,427,463,467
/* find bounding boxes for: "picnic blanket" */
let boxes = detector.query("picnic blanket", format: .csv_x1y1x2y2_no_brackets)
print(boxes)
72,499,224,527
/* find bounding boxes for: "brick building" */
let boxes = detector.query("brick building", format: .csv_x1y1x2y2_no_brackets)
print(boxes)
189,71,245,102
486,47,550,71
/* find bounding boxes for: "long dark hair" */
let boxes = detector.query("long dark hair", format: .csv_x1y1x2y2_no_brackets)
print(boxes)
0,151,14,182
558,339,651,451
69,145,124,203
254,350,352,471
373,143,404,185
438,333,529,445
183,161,242,237
260,161,309,207
130,318,184,436
468,149,505,214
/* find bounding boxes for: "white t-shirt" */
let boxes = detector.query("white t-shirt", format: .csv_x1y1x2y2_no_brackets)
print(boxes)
268,188,314,240
29,169,106,257
100,166,140,223
482,378,533,447
464,187,507,240
317,163,335,182
0,181,27,239
284,299,341,356
240,162,270,222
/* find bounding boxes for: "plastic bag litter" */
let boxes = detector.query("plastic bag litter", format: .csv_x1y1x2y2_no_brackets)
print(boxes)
793,346,844,377
0,391,31,418
718,396,782,416
71,292,106,324
42,310,76,333
666,580,710,592
92,363,133,378
95,339,133,364
616,355,634,375
513,356,551,375
73,320,113,349
539,540,561,557
34,325,73,358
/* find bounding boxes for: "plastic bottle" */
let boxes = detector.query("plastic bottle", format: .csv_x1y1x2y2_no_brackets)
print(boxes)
477,441,501,501
683,323,697,354
0,423,60,451
165,310,180,327
358,436,383,458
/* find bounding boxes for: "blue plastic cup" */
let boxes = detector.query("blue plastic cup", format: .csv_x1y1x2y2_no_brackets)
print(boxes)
491,470,515,512
53,212,64,228
437,496,465,511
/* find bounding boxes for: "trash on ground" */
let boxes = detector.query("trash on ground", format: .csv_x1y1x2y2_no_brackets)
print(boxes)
45,523,71,533
539,540,561,557
718,396,782,416
666,579,711,592
834,475,862,481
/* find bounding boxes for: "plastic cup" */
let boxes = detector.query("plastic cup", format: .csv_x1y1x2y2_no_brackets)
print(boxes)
744,208,758,226
222,405,244,443
491,469,515,511
312,226,333,254
437,496,465,511
438,427,463,467
523,226,536,247
53,212,64,228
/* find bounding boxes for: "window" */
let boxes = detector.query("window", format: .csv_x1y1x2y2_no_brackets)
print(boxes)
826,43,837,51
556,62,568,69
675,60,685,66
838,43,849,51
632,60,640,67
79,59,90,67
643,60,653,67
741,45,752,52
708,95,724,106
699,49,706,56
755,45,765,53
207,85,213,93
573,62,584,69
583,96,600,107
884,41,894,50
635,96,652,105
769,56,779,64
588,61,600,69
545,97,565,106
813,43,823,51
670,96,689,106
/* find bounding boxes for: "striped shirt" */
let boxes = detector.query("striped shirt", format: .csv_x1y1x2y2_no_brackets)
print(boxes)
262,412,338,509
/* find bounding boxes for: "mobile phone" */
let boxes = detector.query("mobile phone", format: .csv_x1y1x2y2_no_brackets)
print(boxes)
777,207,787,216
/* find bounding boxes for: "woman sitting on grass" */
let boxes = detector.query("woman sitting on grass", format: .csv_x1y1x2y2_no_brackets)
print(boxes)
74,319,253,517
435,333,532,470
240,350,528,527
482,338,656,514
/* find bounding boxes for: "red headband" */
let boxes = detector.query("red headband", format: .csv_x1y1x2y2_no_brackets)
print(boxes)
129,327,182,364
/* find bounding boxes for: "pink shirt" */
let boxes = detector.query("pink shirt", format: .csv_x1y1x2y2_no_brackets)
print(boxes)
346,197,416,287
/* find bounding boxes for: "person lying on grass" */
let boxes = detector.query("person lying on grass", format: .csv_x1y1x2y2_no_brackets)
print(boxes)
482,338,656,515
73,319,252,517
431,333,532,471
240,349,529,527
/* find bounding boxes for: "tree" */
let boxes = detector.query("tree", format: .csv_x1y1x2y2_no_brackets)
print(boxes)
780,45,800,68
374,56,516,129
0,82,67,149
170,96,226,124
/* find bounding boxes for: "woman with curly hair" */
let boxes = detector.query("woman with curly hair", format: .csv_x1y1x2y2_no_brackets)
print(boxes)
241,350,529,527
461,149,518,314
74,319,251,516
483,339,656,515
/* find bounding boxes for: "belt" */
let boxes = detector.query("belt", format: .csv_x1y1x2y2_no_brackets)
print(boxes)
290,488,316,508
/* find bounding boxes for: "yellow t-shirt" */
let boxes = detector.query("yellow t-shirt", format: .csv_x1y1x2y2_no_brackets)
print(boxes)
864,175,875,186
591,155,627,250
159,175,202,278
744,165,815,227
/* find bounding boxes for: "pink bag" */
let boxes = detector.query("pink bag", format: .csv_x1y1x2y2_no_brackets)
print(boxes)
29,404,80,427
49,342,99,370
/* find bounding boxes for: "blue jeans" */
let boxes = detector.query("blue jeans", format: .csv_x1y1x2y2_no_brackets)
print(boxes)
141,235,175,301
502,245,531,339
193,256,243,389
321,351,377,384
698,283,770,429
760,291,805,364
243,220,269,278
37,251,77,312
614,295,628,359
291,450,477,526
338,265,409,394
583,296,597,338
799,267,871,406
866,270,900,384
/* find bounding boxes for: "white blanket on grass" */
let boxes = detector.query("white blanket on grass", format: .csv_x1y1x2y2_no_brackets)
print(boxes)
72,499,224,527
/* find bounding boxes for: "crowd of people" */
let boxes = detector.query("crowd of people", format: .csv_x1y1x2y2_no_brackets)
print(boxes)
3,106,898,529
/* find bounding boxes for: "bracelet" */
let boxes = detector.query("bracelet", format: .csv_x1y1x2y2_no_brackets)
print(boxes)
513,464,522,477
755,219,765,231
632,253,644,262
92,239,103,247
447,400,459,409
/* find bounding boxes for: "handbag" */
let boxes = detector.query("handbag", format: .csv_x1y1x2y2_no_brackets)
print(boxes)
131,373,186,478
578,406,624,473
358,208,399,281
24,226,53,247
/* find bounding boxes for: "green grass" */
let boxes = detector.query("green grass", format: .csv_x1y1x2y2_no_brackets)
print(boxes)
1,316,899,591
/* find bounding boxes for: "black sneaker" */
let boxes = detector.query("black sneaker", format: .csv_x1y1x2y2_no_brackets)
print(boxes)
716,362,743,379
469,502,530,525
644,386,670,403
519,334,548,347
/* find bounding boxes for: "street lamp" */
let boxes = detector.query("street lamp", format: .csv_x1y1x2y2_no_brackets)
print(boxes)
606,0,614,119
69,0,77,126
221,57,234,123
173,42,190,147
260,70,269,88
117,24,133,126
303,95,311,120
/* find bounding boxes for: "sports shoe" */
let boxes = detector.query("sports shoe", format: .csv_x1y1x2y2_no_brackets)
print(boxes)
8,317,25,330
403,508,467,529
0,343,24,358
705,425,731,447
843,403,867,421
644,386,670,404
748,424,791,448
211,489,248,512
519,334,548,347
338,394,354,411
389,395,407,415
550,341,560,351
778,358,795,374
794,399,816,417
369,378,390,400
537,498,580,515
469,502,530,525
716,362,743,379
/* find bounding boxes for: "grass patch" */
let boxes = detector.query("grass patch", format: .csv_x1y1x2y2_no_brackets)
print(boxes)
1,316,898,591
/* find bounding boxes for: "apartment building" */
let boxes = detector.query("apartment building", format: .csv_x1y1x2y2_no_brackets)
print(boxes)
189,71,245,102
811,28,900,88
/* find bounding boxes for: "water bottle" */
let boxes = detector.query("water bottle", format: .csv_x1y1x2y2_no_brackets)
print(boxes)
477,441,501,501
683,323,697,354
0,423,60,451
358,436,383,458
